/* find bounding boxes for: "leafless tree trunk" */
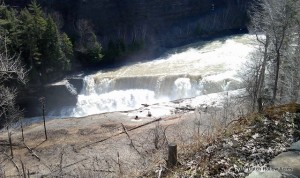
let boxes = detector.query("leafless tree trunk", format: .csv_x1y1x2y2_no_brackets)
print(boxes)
40,97,48,140
7,127,13,158
0,36,27,127
256,35,270,108
247,0,300,106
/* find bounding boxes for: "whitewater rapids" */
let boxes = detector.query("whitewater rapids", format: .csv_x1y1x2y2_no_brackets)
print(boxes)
60,34,256,117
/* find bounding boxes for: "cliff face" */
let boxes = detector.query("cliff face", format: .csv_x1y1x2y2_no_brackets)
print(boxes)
7,0,251,57
38,0,250,49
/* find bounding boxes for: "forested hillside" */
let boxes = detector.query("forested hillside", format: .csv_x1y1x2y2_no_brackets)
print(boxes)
6,0,251,64
1,1,103,84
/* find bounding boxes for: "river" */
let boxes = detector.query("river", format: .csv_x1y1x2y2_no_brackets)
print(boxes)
54,34,256,118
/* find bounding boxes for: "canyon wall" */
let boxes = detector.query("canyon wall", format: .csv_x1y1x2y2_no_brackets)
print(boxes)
30,0,251,49
7,0,251,60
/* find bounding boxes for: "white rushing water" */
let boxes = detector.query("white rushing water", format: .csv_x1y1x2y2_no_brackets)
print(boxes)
62,34,256,117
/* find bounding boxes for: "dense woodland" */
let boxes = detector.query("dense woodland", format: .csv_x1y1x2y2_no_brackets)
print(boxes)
0,0,103,84
0,0,103,126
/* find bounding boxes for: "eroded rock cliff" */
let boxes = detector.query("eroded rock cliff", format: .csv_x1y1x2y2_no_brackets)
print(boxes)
9,0,250,49
44,0,250,48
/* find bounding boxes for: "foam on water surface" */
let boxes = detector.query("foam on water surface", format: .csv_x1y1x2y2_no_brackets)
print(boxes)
58,34,257,117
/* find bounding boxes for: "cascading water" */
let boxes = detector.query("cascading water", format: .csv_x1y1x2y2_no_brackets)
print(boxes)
60,34,256,117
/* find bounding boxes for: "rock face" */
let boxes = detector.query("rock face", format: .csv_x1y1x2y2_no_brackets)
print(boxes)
247,140,300,178
44,80,78,113
40,0,250,49
7,0,251,48
17,78,84,117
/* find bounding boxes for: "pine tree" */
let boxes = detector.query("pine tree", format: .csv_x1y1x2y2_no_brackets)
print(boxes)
60,32,73,70
0,1,75,83
86,32,103,63
40,16,61,80
0,5,21,53
75,19,103,64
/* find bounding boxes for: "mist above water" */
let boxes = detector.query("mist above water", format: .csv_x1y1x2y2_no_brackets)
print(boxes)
60,34,256,117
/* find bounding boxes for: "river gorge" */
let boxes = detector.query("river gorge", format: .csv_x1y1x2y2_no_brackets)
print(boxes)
43,34,257,118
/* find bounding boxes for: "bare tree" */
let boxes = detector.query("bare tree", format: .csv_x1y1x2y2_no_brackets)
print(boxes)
75,19,95,53
248,0,272,109
0,36,27,127
246,0,300,108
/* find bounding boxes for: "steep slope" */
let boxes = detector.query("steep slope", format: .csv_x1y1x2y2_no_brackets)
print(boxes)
7,0,251,49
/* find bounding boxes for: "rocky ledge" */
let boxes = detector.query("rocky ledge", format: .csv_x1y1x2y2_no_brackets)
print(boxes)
18,76,84,117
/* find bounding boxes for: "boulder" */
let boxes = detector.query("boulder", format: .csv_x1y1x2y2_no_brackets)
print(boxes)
246,170,282,178
68,78,84,94
269,146,300,177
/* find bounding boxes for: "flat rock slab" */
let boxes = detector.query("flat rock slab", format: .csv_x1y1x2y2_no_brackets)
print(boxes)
288,141,300,151
246,170,282,178
247,141,300,178
269,151,300,177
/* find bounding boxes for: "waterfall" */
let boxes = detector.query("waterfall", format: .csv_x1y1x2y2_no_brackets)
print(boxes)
58,34,256,117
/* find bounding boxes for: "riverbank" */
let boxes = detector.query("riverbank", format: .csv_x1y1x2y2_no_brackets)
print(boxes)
2,96,299,177
0,108,210,177
0,88,245,177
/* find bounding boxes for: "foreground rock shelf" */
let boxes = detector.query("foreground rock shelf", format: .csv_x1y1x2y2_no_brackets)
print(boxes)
247,140,300,178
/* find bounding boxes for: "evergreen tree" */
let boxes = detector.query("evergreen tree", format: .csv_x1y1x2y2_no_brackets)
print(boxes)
60,32,73,70
40,16,61,80
75,19,103,64
18,0,73,82
0,5,21,53
86,32,103,63
19,7,45,69
0,0,100,83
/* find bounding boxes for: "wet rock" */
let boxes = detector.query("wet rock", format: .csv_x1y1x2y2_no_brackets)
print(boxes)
17,95,41,117
44,80,78,113
68,78,83,93
269,151,300,177
246,170,282,178
287,141,300,152
17,78,81,117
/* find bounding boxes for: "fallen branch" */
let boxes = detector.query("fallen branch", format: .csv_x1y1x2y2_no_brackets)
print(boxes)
23,143,52,173
59,149,65,175
121,123,141,155
23,143,40,161
84,169,115,173
20,159,26,178
0,143,19,147
117,152,122,176
128,118,162,131
157,164,163,178
175,107,195,111
59,158,88,170
43,158,89,176
76,118,162,151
